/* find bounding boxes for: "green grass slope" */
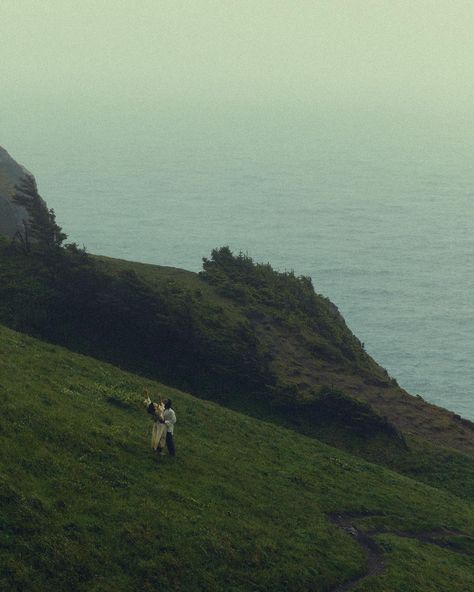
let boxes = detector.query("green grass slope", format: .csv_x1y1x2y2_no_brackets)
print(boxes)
95,248,474,459
1,324,473,591
1,240,474,502
95,251,474,500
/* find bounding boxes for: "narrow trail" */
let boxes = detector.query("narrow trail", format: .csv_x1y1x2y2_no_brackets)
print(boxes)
328,512,474,592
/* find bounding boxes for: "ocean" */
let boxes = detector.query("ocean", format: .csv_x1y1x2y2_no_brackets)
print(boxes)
4,103,473,419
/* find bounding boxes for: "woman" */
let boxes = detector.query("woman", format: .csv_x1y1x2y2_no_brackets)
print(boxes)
144,392,167,455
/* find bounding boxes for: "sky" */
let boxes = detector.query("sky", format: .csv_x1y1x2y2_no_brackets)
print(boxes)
1,1,473,115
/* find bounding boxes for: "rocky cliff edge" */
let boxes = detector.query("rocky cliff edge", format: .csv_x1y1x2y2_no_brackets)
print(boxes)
0,146,35,239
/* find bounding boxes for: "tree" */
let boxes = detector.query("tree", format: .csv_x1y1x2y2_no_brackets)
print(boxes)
12,175,67,253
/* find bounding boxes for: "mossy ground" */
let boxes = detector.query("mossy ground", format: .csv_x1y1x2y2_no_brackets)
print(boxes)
1,324,473,591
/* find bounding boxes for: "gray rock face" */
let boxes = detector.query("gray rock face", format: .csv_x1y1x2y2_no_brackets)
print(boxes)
0,146,35,239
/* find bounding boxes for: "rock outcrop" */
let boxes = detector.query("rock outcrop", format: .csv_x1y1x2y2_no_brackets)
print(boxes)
0,146,35,239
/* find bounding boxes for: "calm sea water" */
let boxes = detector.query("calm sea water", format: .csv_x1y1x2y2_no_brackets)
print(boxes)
4,104,473,419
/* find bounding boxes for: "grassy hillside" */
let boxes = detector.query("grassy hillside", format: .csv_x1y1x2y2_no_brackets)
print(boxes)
99,248,474,459
1,239,474,501
1,324,473,591
94,251,474,500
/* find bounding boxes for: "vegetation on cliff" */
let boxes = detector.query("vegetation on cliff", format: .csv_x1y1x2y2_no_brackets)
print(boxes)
201,246,369,367
0,237,270,395
0,239,390,433
1,236,474,498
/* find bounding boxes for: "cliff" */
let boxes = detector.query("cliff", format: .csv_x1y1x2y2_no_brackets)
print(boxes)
0,146,38,239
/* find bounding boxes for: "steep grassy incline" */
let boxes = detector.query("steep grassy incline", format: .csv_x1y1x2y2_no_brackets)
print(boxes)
3,236,473,462
94,252,474,501
2,240,474,500
96,249,474,459
1,324,473,591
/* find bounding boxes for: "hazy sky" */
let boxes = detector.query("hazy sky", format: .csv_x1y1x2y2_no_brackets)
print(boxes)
1,1,473,114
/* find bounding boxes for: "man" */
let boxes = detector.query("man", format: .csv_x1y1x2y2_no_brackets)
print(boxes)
163,398,177,456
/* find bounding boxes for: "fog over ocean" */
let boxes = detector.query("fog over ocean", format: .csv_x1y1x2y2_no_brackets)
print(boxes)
4,104,473,419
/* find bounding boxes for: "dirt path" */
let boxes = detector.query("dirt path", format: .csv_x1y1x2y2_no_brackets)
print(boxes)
328,512,473,592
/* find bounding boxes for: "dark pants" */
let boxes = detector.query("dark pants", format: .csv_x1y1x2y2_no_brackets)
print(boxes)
166,432,175,456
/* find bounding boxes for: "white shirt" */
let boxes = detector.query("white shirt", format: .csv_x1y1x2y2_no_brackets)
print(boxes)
163,408,176,434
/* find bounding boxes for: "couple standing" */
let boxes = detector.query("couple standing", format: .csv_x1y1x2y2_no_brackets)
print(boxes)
145,393,177,457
